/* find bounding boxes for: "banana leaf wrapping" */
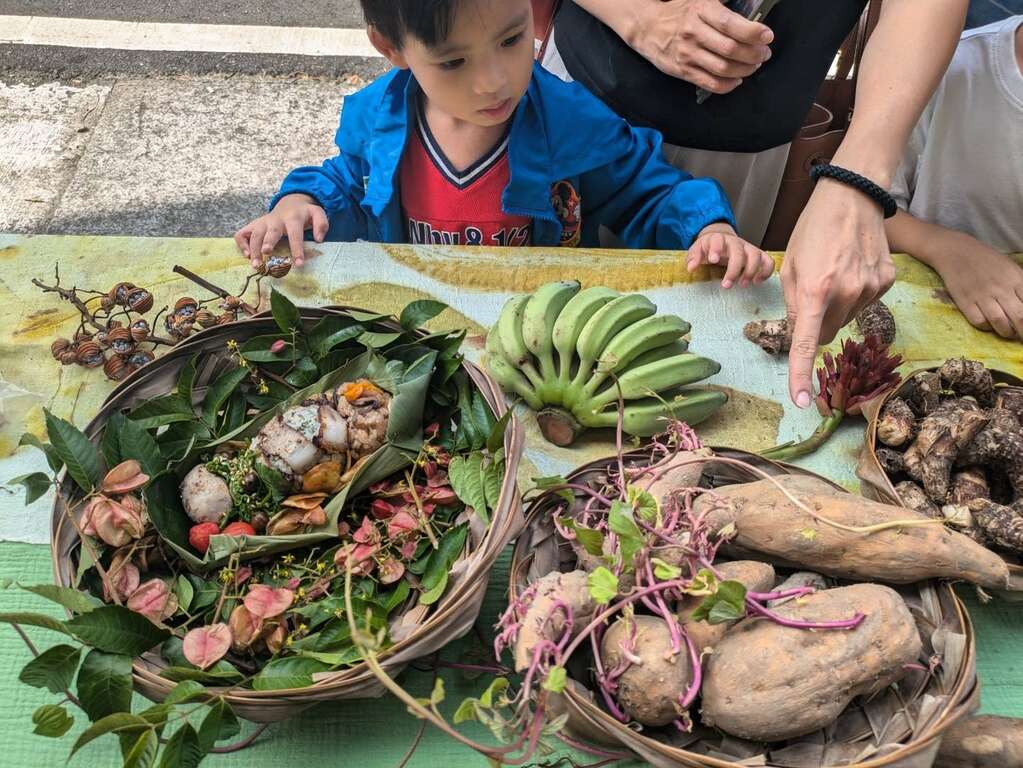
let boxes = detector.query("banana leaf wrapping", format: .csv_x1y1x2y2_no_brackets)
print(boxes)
857,367,1023,583
50,306,525,722
511,448,978,768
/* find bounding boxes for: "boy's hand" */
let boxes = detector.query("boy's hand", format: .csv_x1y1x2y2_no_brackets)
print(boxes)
934,238,1023,340
234,193,328,268
687,222,774,288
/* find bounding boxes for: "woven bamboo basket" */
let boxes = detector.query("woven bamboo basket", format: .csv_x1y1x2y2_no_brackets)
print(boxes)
510,448,978,768
857,366,1023,586
51,306,525,723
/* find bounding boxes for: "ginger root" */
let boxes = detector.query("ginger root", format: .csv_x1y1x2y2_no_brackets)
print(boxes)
877,397,916,447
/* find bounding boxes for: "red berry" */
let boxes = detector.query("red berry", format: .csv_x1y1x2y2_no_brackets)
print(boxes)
188,522,220,554
222,522,256,537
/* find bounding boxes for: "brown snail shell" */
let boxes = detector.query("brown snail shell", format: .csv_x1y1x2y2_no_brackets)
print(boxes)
74,328,94,342
50,338,71,359
127,289,153,314
107,327,134,355
59,349,79,365
195,309,217,328
261,255,292,279
103,355,129,381
173,297,199,319
113,282,136,305
130,319,149,341
127,349,155,368
76,340,105,367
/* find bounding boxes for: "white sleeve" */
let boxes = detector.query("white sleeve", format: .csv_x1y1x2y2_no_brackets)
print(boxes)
889,97,936,211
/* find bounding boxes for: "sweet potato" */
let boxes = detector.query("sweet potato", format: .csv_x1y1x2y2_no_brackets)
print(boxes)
601,615,693,726
677,560,775,654
514,570,596,672
694,475,1015,590
700,583,922,741
935,715,1023,767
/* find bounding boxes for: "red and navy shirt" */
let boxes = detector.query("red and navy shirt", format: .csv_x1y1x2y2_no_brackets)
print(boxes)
399,99,532,247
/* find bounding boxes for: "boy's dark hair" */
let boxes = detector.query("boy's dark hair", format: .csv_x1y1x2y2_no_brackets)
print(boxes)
360,0,462,48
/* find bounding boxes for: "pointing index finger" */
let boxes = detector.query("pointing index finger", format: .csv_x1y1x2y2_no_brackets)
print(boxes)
787,293,825,409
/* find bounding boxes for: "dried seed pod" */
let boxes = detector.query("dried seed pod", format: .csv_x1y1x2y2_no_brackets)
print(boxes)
74,328,94,343
112,282,136,305
876,447,905,475
130,319,150,342
855,300,897,346
195,309,217,328
103,354,129,381
50,338,71,359
127,349,155,368
174,297,199,319
75,339,103,364
260,254,292,279
877,397,916,447
895,480,941,518
100,293,116,312
106,326,134,355
59,348,79,365
127,289,154,314
940,358,994,406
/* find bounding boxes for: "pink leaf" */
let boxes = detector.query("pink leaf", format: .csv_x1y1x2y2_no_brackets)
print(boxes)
370,499,395,520
183,624,232,670
243,584,294,619
387,510,419,538
127,579,177,624
101,459,150,495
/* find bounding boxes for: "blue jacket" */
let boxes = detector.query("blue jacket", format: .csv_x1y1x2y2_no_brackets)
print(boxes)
272,63,735,249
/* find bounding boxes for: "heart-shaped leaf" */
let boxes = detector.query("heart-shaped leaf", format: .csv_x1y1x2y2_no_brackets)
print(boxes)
182,624,232,670
32,704,74,737
19,644,80,694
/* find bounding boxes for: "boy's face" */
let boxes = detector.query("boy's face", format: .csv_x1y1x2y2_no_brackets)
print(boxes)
373,0,534,127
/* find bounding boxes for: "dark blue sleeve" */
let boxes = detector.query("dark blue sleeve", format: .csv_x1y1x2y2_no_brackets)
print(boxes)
579,123,735,250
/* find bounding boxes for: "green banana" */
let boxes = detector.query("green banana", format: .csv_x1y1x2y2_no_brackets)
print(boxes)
520,280,580,388
577,389,728,434
484,354,545,410
585,314,691,396
550,286,620,384
493,294,545,390
585,352,721,409
618,339,690,372
569,293,657,398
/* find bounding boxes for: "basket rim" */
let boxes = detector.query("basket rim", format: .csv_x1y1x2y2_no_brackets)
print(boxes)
859,365,1023,580
509,445,978,768
49,308,525,701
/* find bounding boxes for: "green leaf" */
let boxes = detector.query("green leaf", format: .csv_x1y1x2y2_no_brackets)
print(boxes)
250,657,331,691
587,567,619,605
448,455,487,519
627,485,659,523
70,713,150,759
558,518,605,557
117,417,165,479
177,355,199,402
122,729,158,768
0,612,70,635
19,432,63,474
651,558,682,581
19,644,80,693
420,524,468,595
531,475,574,504
284,356,320,388
77,650,133,722
271,288,301,333
100,413,125,468
160,724,203,768
358,331,402,349
201,366,249,427
20,583,102,614
173,575,194,614
453,699,478,724
163,680,207,706
608,500,645,569
480,459,503,524
44,409,101,493
67,606,170,655
690,580,748,625
198,700,240,752
159,666,243,685
220,390,248,435
6,472,52,504
543,666,567,694
428,676,445,705
32,704,74,737
380,579,411,613
419,571,448,606
312,323,365,359
485,408,512,454
137,703,174,735
399,299,448,330
128,395,195,429
479,677,509,708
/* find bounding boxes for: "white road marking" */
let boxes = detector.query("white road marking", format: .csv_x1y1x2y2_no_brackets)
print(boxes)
0,15,382,58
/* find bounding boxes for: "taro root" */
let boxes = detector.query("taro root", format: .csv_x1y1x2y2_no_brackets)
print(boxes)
601,615,693,726
904,371,943,416
876,447,905,475
969,499,1023,552
695,474,1014,590
894,480,941,519
742,317,791,355
678,560,775,654
877,397,916,447
957,408,1023,498
902,399,989,502
700,583,922,742
180,464,232,524
950,468,991,505
513,570,596,672
996,387,1023,423
855,300,896,345
940,357,995,406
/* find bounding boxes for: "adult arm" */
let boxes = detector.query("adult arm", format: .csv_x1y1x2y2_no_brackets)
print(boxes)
781,0,967,407
569,0,773,94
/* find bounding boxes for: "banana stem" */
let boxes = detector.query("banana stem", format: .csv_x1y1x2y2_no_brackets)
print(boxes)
760,411,846,461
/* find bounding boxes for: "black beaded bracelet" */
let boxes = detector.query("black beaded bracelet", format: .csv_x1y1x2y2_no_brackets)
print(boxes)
809,163,899,219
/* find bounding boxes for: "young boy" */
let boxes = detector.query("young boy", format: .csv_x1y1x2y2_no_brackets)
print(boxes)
888,15,1023,339
235,0,774,290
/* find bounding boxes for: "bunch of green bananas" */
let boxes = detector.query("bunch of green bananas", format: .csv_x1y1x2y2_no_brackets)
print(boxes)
484,280,727,445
